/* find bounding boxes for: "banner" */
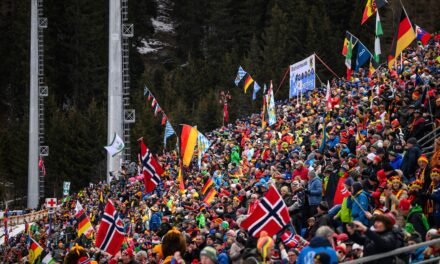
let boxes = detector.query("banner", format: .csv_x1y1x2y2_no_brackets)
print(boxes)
104,133,125,157
289,55,315,98
197,132,212,168
63,181,71,196
266,81,276,126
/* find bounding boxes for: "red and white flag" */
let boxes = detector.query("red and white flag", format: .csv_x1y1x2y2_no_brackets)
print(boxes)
38,156,46,176
240,185,291,237
95,199,125,256
281,230,300,248
139,138,164,193
326,81,332,111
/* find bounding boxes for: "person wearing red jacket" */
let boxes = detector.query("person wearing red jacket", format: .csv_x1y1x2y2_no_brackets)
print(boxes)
293,161,309,182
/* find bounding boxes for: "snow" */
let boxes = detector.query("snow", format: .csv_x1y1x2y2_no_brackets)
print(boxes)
137,39,162,54
151,18,174,33
0,223,32,245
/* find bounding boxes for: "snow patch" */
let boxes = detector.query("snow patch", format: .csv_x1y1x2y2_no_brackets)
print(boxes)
151,18,174,33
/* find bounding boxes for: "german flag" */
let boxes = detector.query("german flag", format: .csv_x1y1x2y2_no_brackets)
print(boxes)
243,75,254,93
28,238,43,264
201,178,214,195
180,124,198,167
75,201,94,239
203,188,217,206
388,6,416,69
361,0,387,25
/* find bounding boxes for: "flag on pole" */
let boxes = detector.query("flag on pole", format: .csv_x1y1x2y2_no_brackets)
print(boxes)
139,138,164,193
374,11,383,63
388,5,416,69
266,81,276,126
95,200,125,256
234,66,247,86
197,131,212,168
104,133,125,157
253,82,261,100
28,238,43,264
415,25,432,45
161,114,167,125
203,188,217,206
75,201,94,239
164,121,176,148
342,31,359,57
240,185,291,237
355,41,372,71
361,0,387,25
178,162,184,193
344,34,355,79
326,81,332,111
201,178,214,195
180,125,198,167
243,75,254,93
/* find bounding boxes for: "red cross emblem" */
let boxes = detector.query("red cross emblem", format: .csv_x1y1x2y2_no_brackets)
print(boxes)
45,198,57,208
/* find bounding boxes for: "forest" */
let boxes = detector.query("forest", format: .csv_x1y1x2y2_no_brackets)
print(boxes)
0,0,438,205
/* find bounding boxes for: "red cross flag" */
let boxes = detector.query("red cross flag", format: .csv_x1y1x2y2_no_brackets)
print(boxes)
45,198,57,208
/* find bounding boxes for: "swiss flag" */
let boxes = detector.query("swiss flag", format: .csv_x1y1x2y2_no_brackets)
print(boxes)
95,199,125,256
240,185,291,237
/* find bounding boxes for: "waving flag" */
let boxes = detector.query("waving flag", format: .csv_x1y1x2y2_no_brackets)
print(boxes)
164,121,176,148
355,41,372,71
253,82,261,100
326,81,332,111
281,230,300,248
235,66,247,86
181,125,198,167
28,238,43,264
197,131,212,168
75,201,94,239
95,200,125,256
203,188,217,206
361,0,387,25
374,11,383,63
139,138,164,193
240,185,291,237
388,4,416,69
243,75,254,93
201,178,214,195
104,133,125,157
416,25,431,45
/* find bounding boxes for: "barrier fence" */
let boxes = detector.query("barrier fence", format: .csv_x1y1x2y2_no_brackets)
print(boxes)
0,210,48,227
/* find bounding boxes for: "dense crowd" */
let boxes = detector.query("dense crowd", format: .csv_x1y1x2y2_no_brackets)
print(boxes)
2,37,440,264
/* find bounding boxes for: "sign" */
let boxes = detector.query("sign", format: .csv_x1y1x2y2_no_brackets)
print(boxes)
289,54,315,98
45,198,57,208
63,181,71,196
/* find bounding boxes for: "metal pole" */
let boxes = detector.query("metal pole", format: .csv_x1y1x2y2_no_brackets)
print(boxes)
107,0,124,182
28,0,39,209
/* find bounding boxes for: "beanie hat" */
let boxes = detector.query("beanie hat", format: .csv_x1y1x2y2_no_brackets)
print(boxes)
344,177,354,187
398,198,411,211
418,155,428,164
221,221,229,229
431,168,440,179
123,248,134,258
318,201,329,211
200,246,218,264
257,231,275,261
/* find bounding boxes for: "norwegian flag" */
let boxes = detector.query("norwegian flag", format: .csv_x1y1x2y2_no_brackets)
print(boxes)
240,185,291,237
95,199,125,256
138,138,164,193
281,230,300,248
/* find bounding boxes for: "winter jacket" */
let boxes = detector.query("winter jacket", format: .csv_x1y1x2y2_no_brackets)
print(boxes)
390,154,403,170
406,205,429,239
350,228,403,264
347,191,369,226
308,177,323,206
335,196,352,223
297,237,338,264
149,212,162,232
428,183,440,217
401,146,421,181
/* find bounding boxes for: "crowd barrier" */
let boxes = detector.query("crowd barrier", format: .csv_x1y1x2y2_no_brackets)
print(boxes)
0,210,48,227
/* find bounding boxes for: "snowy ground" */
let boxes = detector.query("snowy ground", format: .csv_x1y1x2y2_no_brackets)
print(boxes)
0,223,31,245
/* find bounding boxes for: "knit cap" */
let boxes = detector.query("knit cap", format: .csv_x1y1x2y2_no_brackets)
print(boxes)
257,231,275,262
200,246,218,264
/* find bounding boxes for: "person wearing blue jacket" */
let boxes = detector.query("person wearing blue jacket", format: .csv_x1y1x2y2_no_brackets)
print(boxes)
347,182,370,226
306,171,323,217
389,151,403,170
297,226,338,264
149,206,162,232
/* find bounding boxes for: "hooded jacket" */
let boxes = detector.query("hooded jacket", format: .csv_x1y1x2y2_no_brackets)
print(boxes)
297,237,338,264
406,204,429,239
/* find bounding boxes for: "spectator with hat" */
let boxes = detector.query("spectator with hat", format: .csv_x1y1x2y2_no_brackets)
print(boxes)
401,137,421,183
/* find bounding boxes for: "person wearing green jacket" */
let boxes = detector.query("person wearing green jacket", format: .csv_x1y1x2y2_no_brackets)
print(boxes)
231,146,241,165
334,178,353,226
196,212,206,228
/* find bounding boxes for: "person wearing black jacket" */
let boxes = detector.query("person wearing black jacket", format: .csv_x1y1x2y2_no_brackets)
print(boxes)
401,137,421,183
347,214,405,264
310,201,333,238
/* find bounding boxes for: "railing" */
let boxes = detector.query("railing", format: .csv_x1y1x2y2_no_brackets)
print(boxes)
0,210,48,227
342,238,440,264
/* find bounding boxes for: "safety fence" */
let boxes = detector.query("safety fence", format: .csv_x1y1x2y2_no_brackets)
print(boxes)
342,237,440,264
0,210,48,227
